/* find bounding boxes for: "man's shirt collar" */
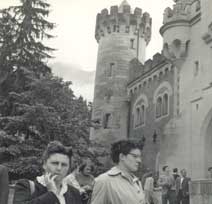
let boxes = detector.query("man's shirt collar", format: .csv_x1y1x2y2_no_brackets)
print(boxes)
108,166,140,184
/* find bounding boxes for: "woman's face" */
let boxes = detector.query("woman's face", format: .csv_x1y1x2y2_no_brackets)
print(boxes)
82,165,92,176
43,153,70,183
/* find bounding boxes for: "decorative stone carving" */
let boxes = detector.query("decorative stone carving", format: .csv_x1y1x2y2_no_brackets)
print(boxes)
164,7,173,18
202,22,212,48
196,0,200,11
162,40,190,60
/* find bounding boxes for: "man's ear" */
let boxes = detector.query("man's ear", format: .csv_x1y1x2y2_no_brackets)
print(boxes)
119,153,125,162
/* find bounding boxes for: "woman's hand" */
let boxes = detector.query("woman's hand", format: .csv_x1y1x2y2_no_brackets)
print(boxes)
83,185,92,191
44,173,58,195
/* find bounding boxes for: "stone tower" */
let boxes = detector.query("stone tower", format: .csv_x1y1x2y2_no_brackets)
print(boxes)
90,0,152,144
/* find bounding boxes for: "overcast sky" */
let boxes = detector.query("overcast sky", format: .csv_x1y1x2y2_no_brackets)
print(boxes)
0,0,174,101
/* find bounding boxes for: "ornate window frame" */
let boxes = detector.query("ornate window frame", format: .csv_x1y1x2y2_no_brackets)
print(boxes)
133,94,148,128
153,81,172,120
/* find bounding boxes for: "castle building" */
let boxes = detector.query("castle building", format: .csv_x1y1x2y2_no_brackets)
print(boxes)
91,0,212,179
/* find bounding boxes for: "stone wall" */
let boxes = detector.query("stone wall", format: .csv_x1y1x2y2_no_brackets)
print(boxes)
190,179,212,204
128,55,175,171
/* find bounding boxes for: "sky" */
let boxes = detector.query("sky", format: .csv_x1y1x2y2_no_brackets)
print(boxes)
0,0,174,102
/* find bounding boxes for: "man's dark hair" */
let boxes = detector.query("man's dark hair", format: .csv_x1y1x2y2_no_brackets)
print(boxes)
162,165,169,171
42,140,72,163
173,168,178,173
111,140,142,164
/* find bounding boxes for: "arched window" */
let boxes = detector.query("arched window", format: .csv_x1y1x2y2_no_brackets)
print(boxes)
163,93,168,115
133,94,148,128
156,96,162,118
153,81,172,119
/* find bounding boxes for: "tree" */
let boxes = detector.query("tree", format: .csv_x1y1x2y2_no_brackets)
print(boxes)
0,0,92,180
10,0,55,75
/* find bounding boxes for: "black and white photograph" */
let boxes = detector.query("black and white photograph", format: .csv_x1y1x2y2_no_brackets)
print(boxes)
0,0,211,204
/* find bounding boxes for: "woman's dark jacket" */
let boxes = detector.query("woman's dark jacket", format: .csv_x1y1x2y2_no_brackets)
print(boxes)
13,179,82,204
0,165,9,204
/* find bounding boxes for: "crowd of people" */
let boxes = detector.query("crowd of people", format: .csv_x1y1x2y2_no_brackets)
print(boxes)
0,139,212,204
157,166,190,204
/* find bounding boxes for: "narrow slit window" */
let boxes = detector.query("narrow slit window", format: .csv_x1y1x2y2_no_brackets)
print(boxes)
108,63,115,77
194,61,199,77
162,93,168,116
130,39,135,49
135,107,140,127
156,96,162,118
141,105,145,125
113,25,116,32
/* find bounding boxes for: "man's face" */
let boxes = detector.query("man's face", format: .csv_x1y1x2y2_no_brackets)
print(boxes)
165,166,170,175
181,169,187,177
43,153,70,183
121,148,142,173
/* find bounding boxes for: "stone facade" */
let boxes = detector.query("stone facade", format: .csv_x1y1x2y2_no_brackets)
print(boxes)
128,54,175,172
91,0,212,179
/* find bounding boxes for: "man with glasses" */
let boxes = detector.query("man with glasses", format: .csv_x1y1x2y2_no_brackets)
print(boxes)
91,140,145,204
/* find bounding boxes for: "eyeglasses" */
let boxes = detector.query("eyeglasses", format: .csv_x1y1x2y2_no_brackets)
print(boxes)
128,153,141,159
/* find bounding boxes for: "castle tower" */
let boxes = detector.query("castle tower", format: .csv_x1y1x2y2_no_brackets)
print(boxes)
160,0,201,116
90,1,152,143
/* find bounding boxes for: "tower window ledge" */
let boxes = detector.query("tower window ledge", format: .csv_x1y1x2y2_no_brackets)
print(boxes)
134,123,145,129
155,114,169,121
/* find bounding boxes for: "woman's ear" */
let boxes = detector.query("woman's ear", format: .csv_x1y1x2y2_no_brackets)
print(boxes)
42,162,47,171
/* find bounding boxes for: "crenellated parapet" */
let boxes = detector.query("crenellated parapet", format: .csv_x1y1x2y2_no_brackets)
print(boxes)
162,0,200,25
127,53,171,97
128,53,167,84
95,4,152,45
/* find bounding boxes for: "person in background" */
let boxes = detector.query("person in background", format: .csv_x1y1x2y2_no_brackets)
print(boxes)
173,168,180,180
172,167,180,203
65,162,95,204
90,140,145,204
158,165,176,204
0,164,9,204
207,167,212,179
13,140,82,204
144,171,158,204
141,168,150,188
176,169,190,204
